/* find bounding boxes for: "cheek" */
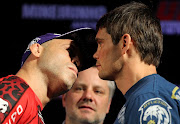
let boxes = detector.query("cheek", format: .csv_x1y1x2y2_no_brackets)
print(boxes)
65,93,80,106
109,47,123,68
99,48,110,62
96,96,109,107
64,98,75,110
57,51,72,63
101,51,116,68
96,97,110,113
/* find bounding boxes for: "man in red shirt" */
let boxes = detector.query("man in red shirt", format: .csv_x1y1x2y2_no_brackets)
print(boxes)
0,28,97,124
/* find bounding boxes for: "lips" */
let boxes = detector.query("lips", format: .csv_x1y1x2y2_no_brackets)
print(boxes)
96,62,101,67
78,105,95,111
69,66,78,75
95,63,101,70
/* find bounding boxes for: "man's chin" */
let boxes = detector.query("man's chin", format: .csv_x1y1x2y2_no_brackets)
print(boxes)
99,73,109,80
78,117,97,124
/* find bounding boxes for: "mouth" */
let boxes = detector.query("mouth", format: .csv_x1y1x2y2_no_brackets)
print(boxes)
96,62,101,67
78,105,95,111
96,64,101,69
69,67,78,75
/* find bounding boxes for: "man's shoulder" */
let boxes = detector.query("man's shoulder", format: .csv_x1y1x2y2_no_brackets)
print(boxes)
0,75,44,124
132,74,177,98
115,75,180,124
0,75,29,102
0,75,30,123
115,88,180,124
127,75,179,109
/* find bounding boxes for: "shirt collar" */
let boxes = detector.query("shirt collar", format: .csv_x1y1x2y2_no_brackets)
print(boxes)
124,74,158,99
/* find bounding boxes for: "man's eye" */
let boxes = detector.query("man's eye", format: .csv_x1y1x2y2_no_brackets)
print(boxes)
75,87,83,91
97,41,103,48
98,41,102,44
95,90,103,94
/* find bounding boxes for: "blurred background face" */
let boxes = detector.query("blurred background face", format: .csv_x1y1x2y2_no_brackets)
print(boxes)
62,67,111,124
38,39,79,97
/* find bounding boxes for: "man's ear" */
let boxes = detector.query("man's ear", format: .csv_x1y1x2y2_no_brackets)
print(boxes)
121,34,133,55
29,43,43,57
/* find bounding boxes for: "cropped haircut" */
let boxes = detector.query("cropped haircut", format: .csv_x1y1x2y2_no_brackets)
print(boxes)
96,2,163,67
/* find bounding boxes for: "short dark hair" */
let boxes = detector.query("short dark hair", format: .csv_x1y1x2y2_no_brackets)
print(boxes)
96,1,163,67
60,29,97,71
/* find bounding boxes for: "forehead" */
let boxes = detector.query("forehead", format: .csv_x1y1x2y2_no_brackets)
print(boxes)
74,67,109,89
96,28,111,40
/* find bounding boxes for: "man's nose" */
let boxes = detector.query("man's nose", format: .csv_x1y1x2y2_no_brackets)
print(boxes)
93,50,99,60
82,90,93,102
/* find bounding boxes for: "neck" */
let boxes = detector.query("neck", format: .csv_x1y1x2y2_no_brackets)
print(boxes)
16,65,50,108
115,61,157,95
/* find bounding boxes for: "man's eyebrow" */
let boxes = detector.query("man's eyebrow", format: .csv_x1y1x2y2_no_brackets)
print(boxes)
94,85,105,90
95,38,104,42
74,82,86,87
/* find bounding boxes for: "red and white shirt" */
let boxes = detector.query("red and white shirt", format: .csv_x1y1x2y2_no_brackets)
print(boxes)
0,75,45,124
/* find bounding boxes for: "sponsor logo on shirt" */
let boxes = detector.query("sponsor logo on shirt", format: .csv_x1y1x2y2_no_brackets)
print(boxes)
2,104,23,124
117,105,126,124
0,98,8,114
171,86,180,101
0,76,29,122
139,98,172,124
